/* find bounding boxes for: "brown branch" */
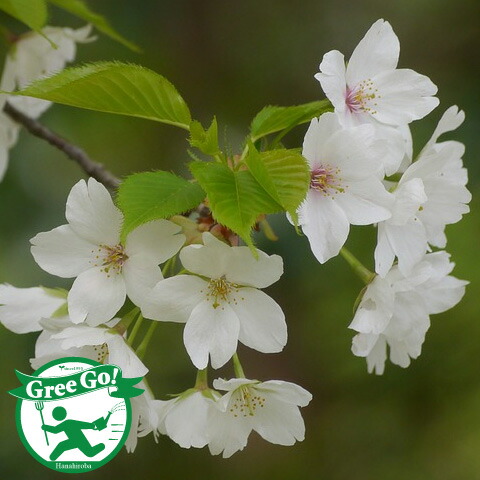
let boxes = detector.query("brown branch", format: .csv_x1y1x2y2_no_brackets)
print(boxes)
3,102,121,190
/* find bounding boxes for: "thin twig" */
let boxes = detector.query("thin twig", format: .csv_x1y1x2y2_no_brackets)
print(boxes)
3,102,121,190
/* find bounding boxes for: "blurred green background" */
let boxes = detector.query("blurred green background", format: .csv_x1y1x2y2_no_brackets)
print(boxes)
0,0,479,479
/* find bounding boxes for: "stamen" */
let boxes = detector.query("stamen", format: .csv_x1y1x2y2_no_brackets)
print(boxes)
229,387,266,418
205,277,241,309
93,343,109,363
346,79,380,115
310,165,346,197
90,244,129,277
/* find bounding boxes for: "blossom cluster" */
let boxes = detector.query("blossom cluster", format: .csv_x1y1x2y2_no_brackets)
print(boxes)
2,175,311,456
0,25,95,180
300,19,469,373
0,18,470,458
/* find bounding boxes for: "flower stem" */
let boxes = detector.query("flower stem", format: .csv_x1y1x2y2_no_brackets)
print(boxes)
142,377,154,397
114,307,139,336
232,352,246,378
162,255,177,277
195,368,209,390
136,321,158,360
127,312,144,346
340,247,375,285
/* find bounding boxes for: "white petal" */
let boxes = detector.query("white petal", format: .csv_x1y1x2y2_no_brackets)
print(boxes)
346,19,400,86
315,51,347,113
351,332,379,357
258,380,312,407
30,225,96,277
322,124,382,179
252,394,306,445
0,143,9,181
0,285,65,333
225,249,283,288
163,392,213,448
31,345,98,369
53,324,109,347
349,276,394,334
32,321,105,368
232,288,287,353
213,377,258,393
66,178,123,245
388,338,412,368
207,405,252,458
156,398,175,435
383,222,428,277
302,114,342,168
183,299,240,369
66,24,96,43
391,178,427,225
419,275,467,315
122,254,163,310
140,275,206,322
334,178,392,225
374,223,396,277
372,123,408,176
107,335,148,378
32,319,65,359
366,335,387,374
371,69,439,125
402,142,457,182
127,388,158,452
68,267,126,325
125,219,185,264
180,232,231,278
299,190,350,263
398,123,414,168
426,105,465,148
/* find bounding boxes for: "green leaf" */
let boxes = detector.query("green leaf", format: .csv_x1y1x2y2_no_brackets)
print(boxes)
0,0,47,32
189,117,220,156
117,171,205,237
189,162,282,247
245,145,309,223
250,99,332,141
47,0,140,52
7,62,191,130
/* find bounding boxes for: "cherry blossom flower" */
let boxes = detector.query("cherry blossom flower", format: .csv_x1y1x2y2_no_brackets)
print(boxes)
207,378,312,458
400,106,471,249
1,25,95,119
0,25,95,181
297,113,392,264
315,19,439,128
0,115,18,180
30,178,186,325
126,385,160,453
375,178,428,277
141,232,286,369
0,284,147,376
350,252,468,374
31,317,148,378
0,284,66,333
156,389,220,449
374,107,471,276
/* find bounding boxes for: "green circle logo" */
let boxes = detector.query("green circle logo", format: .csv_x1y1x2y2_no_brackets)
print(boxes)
9,357,143,473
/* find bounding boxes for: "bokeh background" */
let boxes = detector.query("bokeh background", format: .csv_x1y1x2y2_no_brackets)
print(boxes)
0,1,479,479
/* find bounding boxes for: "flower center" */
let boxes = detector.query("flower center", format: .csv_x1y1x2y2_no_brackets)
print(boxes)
92,343,109,363
91,244,129,277
205,277,242,309
345,79,380,115
310,165,345,197
229,387,266,418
